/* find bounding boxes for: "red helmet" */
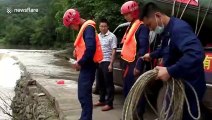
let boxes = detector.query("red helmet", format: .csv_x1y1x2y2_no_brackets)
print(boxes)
63,9,80,28
121,1,139,19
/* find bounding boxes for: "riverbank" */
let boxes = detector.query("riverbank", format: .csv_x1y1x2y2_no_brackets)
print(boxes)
6,49,127,120
0,52,59,119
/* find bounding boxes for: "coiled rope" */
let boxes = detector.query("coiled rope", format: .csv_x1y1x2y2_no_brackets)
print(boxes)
122,69,201,120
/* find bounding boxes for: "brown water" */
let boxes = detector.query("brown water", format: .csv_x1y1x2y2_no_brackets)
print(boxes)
0,53,21,119
0,49,78,119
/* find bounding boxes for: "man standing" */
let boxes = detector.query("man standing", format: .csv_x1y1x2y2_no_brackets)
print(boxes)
94,18,117,111
120,1,150,97
63,9,103,120
141,2,206,120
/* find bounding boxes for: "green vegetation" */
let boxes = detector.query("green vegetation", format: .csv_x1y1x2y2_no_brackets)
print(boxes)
0,0,127,49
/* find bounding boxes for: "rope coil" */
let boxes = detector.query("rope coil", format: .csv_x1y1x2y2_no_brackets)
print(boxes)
122,69,201,120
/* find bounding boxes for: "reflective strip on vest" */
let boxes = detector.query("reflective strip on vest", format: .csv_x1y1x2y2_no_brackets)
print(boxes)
74,20,103,63
121,19,143,62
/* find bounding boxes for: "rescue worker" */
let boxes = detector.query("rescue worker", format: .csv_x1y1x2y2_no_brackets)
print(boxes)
120,0,149,97
141,2,206,120
94,18,117,111
63,9,103,120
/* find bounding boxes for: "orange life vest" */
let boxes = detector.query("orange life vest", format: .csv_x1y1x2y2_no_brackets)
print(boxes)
74,20,103,63
121,19,143,62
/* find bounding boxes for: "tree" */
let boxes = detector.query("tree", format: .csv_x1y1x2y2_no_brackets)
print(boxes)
0,0,127,48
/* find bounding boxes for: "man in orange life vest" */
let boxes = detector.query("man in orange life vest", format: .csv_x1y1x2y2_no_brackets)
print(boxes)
63,9,103,120
120,1,150,97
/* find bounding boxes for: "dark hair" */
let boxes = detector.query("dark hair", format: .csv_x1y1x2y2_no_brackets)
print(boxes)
140,2,162,20
99,18,109,26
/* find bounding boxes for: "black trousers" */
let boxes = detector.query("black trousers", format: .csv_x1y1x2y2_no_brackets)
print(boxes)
97,61,114,106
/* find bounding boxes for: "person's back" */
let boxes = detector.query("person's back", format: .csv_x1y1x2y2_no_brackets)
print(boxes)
164,17,205,83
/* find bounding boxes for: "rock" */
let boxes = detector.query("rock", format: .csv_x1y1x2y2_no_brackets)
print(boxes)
26,113,33,119
25,105,31,113
37,93,45,97
28,86,38,96
28,80,36,86
37,114,46,120
11,59,58,119
53,48,73,60
19,110,23,114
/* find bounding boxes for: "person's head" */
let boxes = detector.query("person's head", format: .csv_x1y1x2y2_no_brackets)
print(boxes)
121,1,140,22
99,18,109,34
63,9,81,31
140,2,169,34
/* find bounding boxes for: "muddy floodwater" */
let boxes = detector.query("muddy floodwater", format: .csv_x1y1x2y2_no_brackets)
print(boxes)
0,49,78,119
0,53,22,119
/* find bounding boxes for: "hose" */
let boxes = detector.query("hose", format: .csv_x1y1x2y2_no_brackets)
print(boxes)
180,0,192,19
176,0,182,18
171,0,177,16
195,2,201,35
176,0,211,36
197,0,212,36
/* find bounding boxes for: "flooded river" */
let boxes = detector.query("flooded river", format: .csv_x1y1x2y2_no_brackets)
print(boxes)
0,49,78,119
0,53,22,119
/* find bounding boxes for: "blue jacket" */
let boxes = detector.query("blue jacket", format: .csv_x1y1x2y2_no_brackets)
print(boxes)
135,24,150,71
78,26,96,66
150,17,206,95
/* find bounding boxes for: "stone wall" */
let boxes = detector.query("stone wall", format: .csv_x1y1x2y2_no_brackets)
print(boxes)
11,58,59,120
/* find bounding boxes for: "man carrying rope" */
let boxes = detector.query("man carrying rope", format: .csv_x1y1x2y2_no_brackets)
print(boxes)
141,2,206,120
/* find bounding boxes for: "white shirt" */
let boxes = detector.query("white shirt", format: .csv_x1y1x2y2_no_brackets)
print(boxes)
98,31,117,62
